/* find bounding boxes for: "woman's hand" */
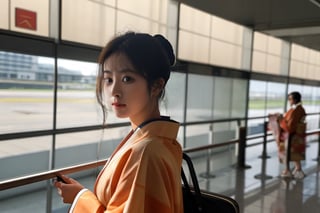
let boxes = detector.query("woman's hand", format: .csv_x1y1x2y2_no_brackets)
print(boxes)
276,113,283,121
54,175,85,204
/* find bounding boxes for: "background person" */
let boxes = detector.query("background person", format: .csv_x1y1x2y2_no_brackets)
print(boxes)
54,32,183,213
278,91,306,179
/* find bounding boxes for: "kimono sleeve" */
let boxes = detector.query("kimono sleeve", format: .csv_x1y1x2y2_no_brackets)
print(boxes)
280,107,305,134
69,189,105,213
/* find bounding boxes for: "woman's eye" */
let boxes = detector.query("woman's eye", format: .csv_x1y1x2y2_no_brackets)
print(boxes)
104,77,113,84
122,76,133,83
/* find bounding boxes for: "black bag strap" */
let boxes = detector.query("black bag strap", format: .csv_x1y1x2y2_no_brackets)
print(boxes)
182,152,204,212
182,153,201,193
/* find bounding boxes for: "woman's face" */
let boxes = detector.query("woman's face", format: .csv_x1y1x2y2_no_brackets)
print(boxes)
103,53,159,127
288,95,296,106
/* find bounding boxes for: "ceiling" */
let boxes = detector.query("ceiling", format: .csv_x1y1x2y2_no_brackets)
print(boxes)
177,0,320,51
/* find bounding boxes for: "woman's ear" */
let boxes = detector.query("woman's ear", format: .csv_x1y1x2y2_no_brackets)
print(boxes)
151,78,165,97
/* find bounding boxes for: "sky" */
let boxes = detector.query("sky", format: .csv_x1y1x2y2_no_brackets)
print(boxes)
38,57,97,76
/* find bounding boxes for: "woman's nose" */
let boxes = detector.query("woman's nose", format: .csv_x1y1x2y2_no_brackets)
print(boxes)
111,81,121,98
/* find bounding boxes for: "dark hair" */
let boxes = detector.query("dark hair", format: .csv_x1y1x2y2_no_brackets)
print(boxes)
289,91,302,103
96,32,175,123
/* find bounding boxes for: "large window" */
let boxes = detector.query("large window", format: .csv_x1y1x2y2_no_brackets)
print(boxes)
1,2,320,213
185,68,247,149
56,59,100,128
0,52,54,134
247,80,286,138
288,84,320,131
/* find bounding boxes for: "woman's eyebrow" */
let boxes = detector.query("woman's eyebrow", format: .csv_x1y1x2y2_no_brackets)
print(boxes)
102,70,112,74
103,68,136,73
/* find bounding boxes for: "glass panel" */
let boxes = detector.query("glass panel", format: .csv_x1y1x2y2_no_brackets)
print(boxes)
252,51,267,72
265,82,286,115
186,74,214,122
306,86,320,113
116,10,166,35
231,79,247,118
117,0,168,24
210,39,242,69
290,60,306,78
178,30,210,63
179,4,211,36
266,55,281,74
309,49,320,66
290,43,320,80
291,43,308,61
211,16,243,45
55,127,130,168
213,77,233,119
253,32,268,52
0,0,9,29
0,136,51,181
212,121,238,144
253,32,290,75
267,36,282,55
248,80,267,117
0,52,54,134
56,59,100,128
304,86,320,142
185,124,211,148
10,0,49,37
301,85,313,113
161,72,186,123
0,182,47,213
61,0,116,46
248,80,267,136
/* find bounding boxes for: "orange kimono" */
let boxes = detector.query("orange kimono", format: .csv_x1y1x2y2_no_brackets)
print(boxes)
69,118,183,213
279,103,306,162
269,104,306,163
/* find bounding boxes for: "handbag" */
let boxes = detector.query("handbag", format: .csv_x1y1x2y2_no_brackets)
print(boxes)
181,152,240,213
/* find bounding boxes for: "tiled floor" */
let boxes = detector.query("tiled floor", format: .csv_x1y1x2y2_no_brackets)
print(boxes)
1,140,319,213
189,141,320,213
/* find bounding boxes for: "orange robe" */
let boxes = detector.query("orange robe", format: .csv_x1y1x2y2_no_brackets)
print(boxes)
269,104,306,163
279,104,306,162
69,118,183,213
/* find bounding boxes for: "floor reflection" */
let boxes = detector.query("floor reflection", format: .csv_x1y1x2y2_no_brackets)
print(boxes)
191,142,320,213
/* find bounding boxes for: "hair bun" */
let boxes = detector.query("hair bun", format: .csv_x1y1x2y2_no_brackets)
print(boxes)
153,34,175,66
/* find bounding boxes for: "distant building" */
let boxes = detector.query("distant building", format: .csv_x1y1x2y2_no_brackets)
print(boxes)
0,51,95,89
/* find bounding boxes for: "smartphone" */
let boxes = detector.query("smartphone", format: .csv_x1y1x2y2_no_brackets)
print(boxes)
56,175,67,183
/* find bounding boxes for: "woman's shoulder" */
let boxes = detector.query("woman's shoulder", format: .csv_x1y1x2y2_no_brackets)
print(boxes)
295,104,306,114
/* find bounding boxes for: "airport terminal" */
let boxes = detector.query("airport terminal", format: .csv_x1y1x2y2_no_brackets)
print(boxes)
0,0,320,212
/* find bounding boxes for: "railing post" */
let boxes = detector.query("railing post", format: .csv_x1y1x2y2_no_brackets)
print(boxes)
200,124,216,178
318,132,320,161
259,121,271,159
254,121,273,180
237,126,251,169
315,131,320,162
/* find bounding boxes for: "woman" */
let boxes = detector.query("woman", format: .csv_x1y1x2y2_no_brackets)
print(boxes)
54,32,183,212
279,91,306,179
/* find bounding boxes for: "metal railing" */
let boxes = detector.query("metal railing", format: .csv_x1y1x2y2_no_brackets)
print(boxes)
2,125,319,191
1,114,320,191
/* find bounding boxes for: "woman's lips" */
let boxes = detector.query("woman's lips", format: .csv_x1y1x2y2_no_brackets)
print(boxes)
112,103,126,107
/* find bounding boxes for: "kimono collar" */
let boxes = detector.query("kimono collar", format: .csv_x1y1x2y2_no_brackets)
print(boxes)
134,116,179,139
292,102,302,109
